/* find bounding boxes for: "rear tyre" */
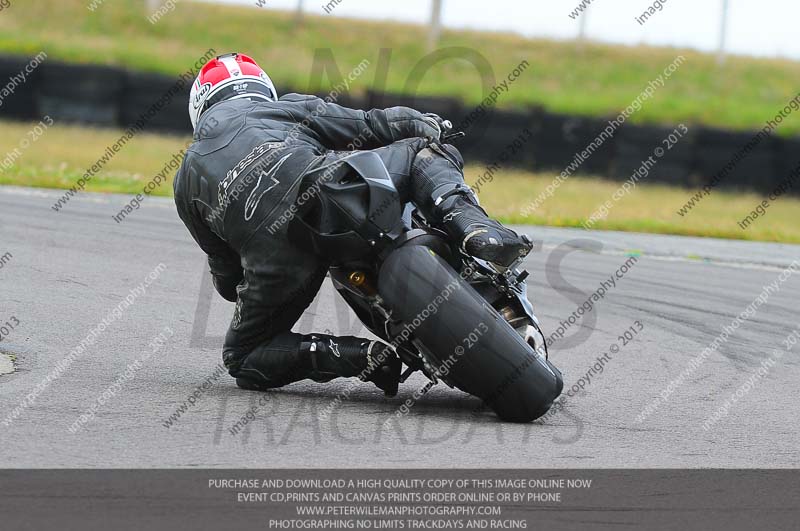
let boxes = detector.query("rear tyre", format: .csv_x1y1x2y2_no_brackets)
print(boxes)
378,245,563,422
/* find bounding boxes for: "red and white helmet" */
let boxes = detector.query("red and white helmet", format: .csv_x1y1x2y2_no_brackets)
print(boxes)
189,52,277,130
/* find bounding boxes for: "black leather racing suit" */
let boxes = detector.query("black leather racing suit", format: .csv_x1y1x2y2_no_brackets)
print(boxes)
173,94,471,387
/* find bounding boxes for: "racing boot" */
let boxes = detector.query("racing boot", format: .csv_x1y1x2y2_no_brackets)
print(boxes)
413,144,533,267
233,334,401,396
436,189,533,267
303,335,402,397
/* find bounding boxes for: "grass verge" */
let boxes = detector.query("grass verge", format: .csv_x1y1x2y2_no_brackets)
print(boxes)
0,0,800,134
1,120,798,243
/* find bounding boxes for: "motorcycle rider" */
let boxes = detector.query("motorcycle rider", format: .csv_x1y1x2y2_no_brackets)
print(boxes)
173,53,532,397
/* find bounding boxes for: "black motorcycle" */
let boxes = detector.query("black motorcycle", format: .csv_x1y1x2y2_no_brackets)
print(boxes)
289,140,563,422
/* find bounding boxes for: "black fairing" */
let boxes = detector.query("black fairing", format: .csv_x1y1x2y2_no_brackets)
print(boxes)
289,152,405,262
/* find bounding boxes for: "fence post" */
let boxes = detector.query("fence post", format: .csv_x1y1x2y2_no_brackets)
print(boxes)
427,0,443,52
578,5,589,42
717,0,730,65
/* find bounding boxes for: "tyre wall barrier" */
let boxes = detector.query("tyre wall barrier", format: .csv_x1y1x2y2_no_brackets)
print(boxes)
121,70,191,134
0,54,796,195
0,56,41,120
691,127,777,193
531,112,616,177
36,63,124,126
613,124,693,186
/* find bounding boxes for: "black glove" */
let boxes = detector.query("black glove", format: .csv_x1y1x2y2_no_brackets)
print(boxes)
420,113,452,142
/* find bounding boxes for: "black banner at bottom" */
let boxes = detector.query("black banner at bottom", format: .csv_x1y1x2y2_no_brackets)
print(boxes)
1,469,797,530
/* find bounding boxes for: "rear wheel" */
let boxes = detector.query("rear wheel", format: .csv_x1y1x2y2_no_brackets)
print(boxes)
378,245,563,422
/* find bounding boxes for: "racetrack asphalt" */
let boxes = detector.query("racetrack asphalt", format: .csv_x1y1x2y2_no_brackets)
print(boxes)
1,185,798,468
